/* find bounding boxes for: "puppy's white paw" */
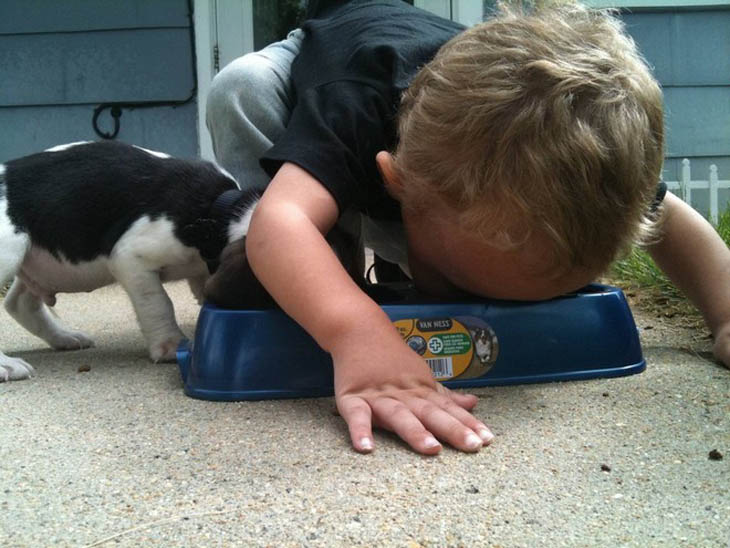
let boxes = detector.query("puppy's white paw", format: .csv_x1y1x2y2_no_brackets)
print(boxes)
149,337,184,363
0,353,36,382
49,330,95,351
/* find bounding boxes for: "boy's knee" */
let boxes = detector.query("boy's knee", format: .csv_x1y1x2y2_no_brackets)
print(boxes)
207,54,285,125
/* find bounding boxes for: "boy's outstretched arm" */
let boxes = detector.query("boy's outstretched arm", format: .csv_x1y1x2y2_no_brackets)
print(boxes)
245,162,494,454
647,192,730,367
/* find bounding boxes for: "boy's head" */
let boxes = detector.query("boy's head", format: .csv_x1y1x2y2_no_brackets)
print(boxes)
382,3,664,299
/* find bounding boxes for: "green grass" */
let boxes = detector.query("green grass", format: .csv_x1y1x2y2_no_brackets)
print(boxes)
610,246,681,299
714,206,730,244
609,207,730,315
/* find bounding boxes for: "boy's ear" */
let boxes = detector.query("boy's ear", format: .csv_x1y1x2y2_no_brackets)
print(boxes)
376,151,404,201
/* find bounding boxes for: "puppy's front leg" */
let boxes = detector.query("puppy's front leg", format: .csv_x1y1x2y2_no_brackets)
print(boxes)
109,264,185,362
187,274,207,305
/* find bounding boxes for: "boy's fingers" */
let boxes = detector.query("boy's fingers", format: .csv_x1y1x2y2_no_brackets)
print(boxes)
435,385,492,441
429,395,494,445
339,389,493,454
371,398,443,455
441,387,479,410
337,396,375,453
409,398,486,452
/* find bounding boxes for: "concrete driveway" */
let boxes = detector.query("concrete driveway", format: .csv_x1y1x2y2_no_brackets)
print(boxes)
1,282,728,547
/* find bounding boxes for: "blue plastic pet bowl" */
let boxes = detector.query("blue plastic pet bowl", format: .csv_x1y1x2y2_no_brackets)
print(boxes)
177,283,645,401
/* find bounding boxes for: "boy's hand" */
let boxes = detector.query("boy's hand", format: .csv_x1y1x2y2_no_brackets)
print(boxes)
247,162,494,454
331,320,494,455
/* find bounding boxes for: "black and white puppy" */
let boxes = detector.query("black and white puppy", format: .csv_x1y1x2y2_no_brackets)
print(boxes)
0,140,265,382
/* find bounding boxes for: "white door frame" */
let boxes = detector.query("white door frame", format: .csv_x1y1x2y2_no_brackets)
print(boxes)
194,0,255,160
414,0,484,26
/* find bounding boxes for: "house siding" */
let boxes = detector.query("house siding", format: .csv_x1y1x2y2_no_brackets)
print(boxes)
622,9,730,183
1,2,727,190
0,0,197,162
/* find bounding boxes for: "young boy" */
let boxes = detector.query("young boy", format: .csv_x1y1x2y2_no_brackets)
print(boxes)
205,0,730,455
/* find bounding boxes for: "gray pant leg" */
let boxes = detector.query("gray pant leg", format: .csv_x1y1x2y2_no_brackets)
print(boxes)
206,29,303,190
207,29,368,278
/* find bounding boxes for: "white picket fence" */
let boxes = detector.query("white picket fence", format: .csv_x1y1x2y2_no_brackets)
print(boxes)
665,159,730,225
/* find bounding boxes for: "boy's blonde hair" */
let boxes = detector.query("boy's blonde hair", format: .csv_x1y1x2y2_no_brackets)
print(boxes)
394,3,664,273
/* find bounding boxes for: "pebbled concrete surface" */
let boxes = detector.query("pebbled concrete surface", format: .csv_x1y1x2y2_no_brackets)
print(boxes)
1,282,728,547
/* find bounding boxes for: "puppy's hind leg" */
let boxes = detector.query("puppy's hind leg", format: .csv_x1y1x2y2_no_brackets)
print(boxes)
0,191,29,287
4,279,95,350
0,350,35,382
0,280,37,382
0,198,37,382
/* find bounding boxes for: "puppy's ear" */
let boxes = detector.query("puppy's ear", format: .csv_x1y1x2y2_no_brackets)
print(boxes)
203,238,276,309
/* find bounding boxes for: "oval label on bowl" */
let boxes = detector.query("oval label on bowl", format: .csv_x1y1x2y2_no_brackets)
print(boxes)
393,316,499,380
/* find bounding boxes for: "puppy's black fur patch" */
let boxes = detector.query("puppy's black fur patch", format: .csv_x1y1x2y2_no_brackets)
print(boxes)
4,141,240,263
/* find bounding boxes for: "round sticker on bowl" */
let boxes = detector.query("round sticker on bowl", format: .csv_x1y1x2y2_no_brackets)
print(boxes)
393,317,498,380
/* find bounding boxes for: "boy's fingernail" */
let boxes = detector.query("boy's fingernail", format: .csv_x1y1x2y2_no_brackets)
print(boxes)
478,428,495,444
423,436,441,449
359,437,373,451
465,433,483,450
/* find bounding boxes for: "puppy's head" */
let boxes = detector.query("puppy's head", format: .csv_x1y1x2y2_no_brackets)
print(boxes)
203,238,276,309
204,226,365,310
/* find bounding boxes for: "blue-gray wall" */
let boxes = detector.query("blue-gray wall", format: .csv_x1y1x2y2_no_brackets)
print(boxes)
622,8,730,213
0,2,728,191
0,0,197,163
622,9,730,180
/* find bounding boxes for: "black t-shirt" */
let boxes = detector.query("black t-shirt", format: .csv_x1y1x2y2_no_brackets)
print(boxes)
260,0,464,221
